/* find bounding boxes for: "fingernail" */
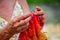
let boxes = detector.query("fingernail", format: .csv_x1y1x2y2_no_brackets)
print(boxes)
36,8,41,11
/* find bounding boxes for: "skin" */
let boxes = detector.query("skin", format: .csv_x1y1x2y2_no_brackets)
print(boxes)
0,0,16,21
0,0,45,40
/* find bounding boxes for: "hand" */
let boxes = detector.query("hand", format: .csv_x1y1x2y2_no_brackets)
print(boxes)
5,13,32,34
33,6,46,23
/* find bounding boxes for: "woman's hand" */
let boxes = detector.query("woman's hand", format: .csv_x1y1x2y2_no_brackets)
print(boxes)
6,13,32,34
33,6,46,23
0,13,32,40
0,13,32,35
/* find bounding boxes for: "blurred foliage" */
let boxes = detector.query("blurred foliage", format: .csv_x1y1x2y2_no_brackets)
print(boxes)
27,0,60,24
27,0,60,5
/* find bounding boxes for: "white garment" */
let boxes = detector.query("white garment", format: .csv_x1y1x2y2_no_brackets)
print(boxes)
0,1,23,40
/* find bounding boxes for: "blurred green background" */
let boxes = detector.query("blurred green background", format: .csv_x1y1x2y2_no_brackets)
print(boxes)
27,0,60,40
27,0,60,24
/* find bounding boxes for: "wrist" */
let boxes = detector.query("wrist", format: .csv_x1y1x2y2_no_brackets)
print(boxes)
5,23,15,35
0,22,15,40
0,28,14,40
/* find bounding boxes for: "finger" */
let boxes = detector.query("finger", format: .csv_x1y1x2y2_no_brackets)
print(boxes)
36,6,42,11
13,13,32,22
17,23,29,32
39,15,45,20
32,6,41,14
39,15,46,23
34,10,45,16
14,16,31,27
